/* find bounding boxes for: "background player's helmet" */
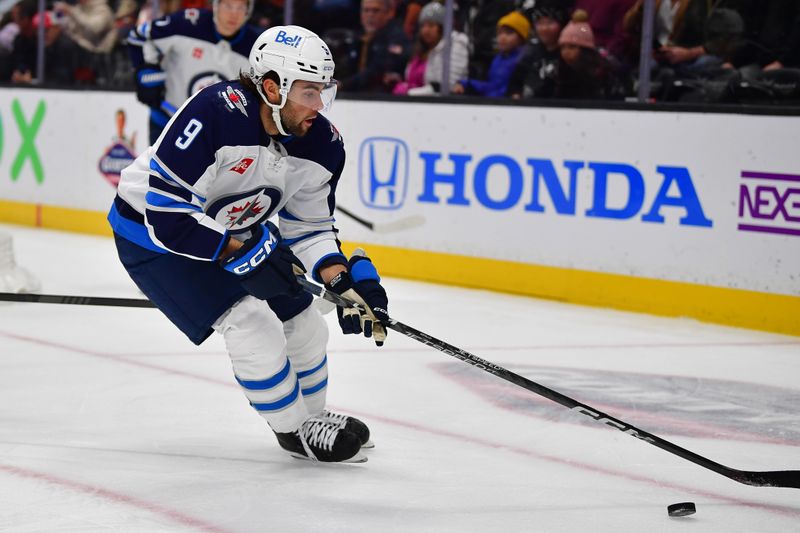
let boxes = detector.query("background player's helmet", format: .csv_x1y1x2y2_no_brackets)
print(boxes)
248,25,337,135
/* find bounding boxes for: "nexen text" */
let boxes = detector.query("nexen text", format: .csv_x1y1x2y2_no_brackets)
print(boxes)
275,30,302,47
414,153,713,227
740,185,800,223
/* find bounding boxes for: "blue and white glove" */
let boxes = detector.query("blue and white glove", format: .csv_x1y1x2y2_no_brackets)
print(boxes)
326,249,388,346
220,223,305,301
135,63,167,109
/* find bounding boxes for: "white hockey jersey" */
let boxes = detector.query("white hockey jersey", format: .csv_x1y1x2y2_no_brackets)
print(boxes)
108,80,348,281
128,9,260,114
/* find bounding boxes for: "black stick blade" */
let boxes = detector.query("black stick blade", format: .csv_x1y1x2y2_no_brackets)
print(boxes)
0,292,155,308
732,469,800,489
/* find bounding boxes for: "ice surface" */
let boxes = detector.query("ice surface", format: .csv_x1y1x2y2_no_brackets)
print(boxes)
1,224,798,532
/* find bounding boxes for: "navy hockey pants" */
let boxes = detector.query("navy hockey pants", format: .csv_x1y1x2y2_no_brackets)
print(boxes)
113,234,312,345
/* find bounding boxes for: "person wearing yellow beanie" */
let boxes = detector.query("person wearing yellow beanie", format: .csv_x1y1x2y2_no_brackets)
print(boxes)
452,10,531,97
497,10,531,41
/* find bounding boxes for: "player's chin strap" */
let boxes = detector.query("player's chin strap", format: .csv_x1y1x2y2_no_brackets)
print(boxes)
254,82,291,137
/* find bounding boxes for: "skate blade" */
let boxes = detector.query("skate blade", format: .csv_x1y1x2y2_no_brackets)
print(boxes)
289,451,368,464
361,439,375,449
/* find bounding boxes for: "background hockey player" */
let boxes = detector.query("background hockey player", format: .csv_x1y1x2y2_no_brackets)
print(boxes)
108,25,390,463
128,0,261,144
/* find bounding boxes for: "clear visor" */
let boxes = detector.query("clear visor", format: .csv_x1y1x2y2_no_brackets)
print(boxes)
285,80,338,114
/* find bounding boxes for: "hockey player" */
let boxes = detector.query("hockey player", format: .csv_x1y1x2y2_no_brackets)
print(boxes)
128,0,261,145
108,25,390,463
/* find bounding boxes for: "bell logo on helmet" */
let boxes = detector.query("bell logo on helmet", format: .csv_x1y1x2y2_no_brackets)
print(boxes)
275,30,302,47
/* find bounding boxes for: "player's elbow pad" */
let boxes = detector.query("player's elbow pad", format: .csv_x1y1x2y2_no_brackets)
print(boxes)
135,64,166,108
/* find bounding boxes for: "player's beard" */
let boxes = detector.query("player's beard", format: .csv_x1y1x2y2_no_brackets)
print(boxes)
279,106,315,137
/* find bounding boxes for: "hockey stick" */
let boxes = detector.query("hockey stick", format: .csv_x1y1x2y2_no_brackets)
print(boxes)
296,277,800,490
5,286,799,488
0,292,156,308
336,205,425,234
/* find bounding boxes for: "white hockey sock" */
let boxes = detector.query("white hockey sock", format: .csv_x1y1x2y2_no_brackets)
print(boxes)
283,304,330,416
213,296,309,433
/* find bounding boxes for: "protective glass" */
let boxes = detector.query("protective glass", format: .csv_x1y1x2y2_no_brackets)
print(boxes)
285,80,338,113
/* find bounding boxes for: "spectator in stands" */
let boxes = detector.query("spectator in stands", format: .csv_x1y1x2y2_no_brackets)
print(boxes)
573,0,636,63
391,1,469,95
2,0,36,82
731,0,800,74
537,9,625,100
4,7,77,84
468,0,516,80
54,0,117,54
626,0,722,72
339,0,411,92
452,10,530,97
401,0,465,39
0,5,20,58
508,0,570,99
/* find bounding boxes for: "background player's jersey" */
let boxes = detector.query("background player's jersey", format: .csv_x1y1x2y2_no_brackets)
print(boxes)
129,9,260,113
109,80,347,281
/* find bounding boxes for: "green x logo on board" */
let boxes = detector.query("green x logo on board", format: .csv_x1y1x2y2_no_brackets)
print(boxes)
11,99,46,184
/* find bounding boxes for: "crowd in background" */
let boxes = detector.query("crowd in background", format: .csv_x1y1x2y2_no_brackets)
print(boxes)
1,0,799,105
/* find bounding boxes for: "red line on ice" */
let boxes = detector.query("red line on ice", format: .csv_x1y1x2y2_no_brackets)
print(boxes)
3,330,799,520
0,463,233,533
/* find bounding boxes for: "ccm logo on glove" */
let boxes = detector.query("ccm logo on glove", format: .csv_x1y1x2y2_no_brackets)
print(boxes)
230,232,276,275
220,223,306,301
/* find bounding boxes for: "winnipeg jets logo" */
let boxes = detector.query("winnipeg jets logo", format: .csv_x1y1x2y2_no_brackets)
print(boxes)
230,157,254,174
207,187,283,233
226,200,265,227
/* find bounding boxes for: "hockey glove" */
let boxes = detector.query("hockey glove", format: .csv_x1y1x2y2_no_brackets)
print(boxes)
326,249,388,346
221,223,305,301
135,63,167,109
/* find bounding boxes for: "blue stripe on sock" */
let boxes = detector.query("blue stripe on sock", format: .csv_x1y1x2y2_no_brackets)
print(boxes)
250,380,300,412
295,355,327,379
301,377,328,396
236,360,291,390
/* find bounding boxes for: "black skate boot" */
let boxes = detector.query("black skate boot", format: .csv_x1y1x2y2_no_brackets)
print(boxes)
320,410,373,449
274,416,366,463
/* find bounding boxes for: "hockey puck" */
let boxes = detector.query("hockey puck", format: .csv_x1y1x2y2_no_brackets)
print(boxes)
667,502,696,517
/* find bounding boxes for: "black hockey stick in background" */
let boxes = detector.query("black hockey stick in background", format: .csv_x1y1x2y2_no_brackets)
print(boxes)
0,292,156,308
296,277,800,490
4,285,799,489
336,204,426,234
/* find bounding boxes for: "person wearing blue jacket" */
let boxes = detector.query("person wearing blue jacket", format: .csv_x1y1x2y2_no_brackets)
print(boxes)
452,10,531,97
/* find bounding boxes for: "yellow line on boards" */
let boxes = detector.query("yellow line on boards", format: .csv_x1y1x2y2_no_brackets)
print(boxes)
0,199,112,236
0,200,796,336
342,242,800,338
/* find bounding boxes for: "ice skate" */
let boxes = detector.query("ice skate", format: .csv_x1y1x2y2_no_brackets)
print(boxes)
274,416,366,463
320,410,374,449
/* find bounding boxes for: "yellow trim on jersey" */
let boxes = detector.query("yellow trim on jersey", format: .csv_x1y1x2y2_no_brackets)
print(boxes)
1,199,797,336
